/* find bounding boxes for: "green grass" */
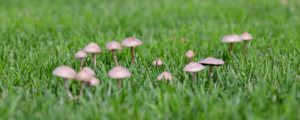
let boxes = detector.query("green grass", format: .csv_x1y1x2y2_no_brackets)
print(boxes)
0,0,300,119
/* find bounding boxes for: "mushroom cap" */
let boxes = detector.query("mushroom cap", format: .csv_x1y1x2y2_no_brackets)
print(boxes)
83,42,101,53
152,58,163,66
121,37,142,47
157,71,173,81
106,41,122,50
185,50,195,59
88,77,100,86
240,32,253,41
53,66,77,79
76,67,95,81
199,57,225,66
75,50,87,59
184,62,205,73
108,66,132,79
222,34,242,43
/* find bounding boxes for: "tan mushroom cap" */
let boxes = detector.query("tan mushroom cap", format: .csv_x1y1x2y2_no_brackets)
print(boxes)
240,32,253,41
121,37,142,47
184,62,205,73
83,42,101,53
106,41,122,50
75,50,87,59
76,67,95,81
152,58,163,66
108,66,132,79
157,71,173,81
199,57,225,66
185,50,195,59
53,66,77,79
88,77,100,86
222,34,242,43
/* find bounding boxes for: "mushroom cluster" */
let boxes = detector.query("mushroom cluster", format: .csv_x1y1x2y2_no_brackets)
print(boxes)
52,33,253,99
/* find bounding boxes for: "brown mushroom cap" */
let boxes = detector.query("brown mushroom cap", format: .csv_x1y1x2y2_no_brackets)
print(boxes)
240,32,253,41
53,66,77,79
222,34,242,43
108,66,132,79
83,42,101,53
106,41,122,51
185,50,195,59
184,62,205,73
76,67,95,81
152,58,163,66
88,77,100,86
121,37,142,47
199,57,225,66
157,71,173,81
75,50,87,59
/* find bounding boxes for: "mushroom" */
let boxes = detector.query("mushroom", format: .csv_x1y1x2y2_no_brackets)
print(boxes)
75,67,96,97
52,66,77,98
75,50,87,70
108,66,132,89
121,37,142,64
83,42,101,67
240,32,253,54
88,77,100,86
199,57,224,79
106,41,122,66
184,62,205,80
152,58,163,67
157,71,173,81
185,50,195,62
221,34,242,52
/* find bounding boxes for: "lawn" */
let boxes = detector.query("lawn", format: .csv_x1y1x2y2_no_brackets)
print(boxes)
0,0,300,119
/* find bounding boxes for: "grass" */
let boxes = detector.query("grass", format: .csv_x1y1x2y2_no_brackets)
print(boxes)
0,0,300,119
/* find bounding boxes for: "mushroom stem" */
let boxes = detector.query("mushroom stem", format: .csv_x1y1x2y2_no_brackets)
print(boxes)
243,41,249,54
228,43,234,52
117,79,122,90
192,73,196,81
112,50,119,66
79,82,86,97
92,54,97,67
80,60,84,70
130,47,135,64
64,78,73,99
208,65,213,79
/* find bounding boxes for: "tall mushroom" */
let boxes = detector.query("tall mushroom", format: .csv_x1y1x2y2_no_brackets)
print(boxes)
108,66,132,90
185,50,195,62
106,41,122,66
75,50,87,70
199,57,224,79
240,32,253,54
121,37,142,65
83,42,101,67
184,62,205,80
157,71,173,81
152,58,163,67
222,34,242,52
52,66,77,98
75,67,96,97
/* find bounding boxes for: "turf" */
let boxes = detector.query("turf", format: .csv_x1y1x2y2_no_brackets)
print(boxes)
0,0,300,119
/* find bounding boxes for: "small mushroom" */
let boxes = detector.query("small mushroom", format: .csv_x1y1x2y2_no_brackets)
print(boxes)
152,58,163,67
157,71,173,81
75,50,87,70
222,34,242,52
184,62,205,80
185,50,195,62
83,42,101,67
108,66,132,90
199,57,224,79
88,77,100,86
75,67,96,97
52,66,77,98
121,37,142,64
240,32,253,54
106,41,122,65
